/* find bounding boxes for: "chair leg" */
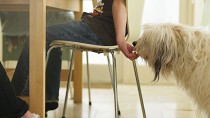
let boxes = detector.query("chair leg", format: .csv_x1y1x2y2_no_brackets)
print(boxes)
86,51,92,105
110,52,119,118
69,70,74,99
66,50,74,100
132,60,146,118
69,51,74,100
62,50,75,118
107,54,121,115
46,45,59,67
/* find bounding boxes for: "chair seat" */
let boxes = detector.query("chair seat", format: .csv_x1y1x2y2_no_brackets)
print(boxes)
50,40,120,53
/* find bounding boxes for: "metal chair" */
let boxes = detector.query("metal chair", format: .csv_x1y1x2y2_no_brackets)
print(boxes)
46,0,146,118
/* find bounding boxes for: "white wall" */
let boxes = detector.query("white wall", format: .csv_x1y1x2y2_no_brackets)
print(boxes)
179,0,204,25
201,0,210,26
82,52,124,84
194,0,204,26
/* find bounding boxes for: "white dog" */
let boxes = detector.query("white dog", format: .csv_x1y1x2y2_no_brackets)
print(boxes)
133,23,210,117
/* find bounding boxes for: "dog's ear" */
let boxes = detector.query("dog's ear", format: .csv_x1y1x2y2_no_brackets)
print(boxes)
153,57,162,81
153,41,168,81
153,25,179,80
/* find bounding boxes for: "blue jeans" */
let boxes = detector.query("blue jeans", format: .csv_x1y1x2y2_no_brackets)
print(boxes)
11,20,104,101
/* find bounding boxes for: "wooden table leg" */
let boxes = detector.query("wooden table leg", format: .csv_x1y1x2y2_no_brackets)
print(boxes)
29,0,46,117
73,0,83,103
73,51,83,103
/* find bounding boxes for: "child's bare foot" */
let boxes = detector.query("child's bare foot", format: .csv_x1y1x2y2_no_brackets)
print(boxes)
22,111,40,118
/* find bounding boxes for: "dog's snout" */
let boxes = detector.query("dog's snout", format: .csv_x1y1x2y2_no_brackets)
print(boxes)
132,41,137,46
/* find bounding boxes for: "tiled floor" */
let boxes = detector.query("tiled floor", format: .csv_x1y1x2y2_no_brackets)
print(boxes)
47,83,206,118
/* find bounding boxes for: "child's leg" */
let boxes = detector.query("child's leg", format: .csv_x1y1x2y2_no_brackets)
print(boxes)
0,62,28,117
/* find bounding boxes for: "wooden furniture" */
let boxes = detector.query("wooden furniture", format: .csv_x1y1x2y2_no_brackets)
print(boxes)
0,0,82,117
0,0,80,11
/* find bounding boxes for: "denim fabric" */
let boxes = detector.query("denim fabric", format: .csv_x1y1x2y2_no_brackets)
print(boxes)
11,20,104,101
0,62,29,117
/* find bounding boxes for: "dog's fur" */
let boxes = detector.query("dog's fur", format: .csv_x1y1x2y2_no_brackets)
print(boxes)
134,23,210,116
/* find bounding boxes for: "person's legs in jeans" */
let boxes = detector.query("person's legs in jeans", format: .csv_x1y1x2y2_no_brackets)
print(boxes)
11,20,103,111
0,62,29,117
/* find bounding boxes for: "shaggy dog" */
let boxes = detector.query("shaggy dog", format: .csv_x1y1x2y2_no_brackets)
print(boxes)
133,23,210,117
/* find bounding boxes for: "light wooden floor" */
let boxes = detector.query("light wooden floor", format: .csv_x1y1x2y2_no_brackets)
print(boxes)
47,82,204,118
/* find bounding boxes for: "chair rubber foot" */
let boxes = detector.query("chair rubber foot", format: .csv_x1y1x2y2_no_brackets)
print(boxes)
118,110,121,115
89,101,92,106
62,116,65,118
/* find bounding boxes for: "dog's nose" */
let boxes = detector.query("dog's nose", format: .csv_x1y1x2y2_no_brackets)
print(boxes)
132,41,137,46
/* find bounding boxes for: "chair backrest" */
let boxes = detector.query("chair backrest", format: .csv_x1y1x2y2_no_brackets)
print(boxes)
126,0,145,43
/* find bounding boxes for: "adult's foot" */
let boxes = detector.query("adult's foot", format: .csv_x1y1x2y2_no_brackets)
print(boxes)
45,101,58,117
46,101,58,112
